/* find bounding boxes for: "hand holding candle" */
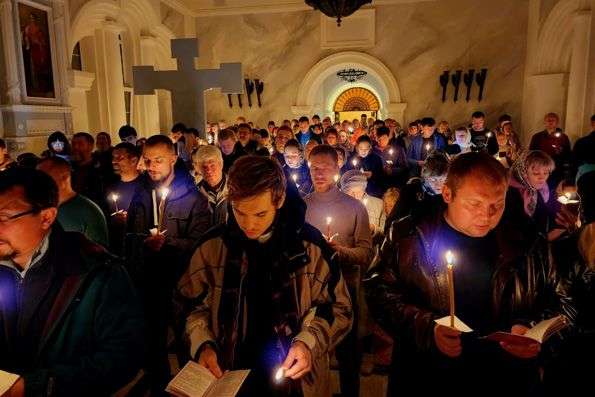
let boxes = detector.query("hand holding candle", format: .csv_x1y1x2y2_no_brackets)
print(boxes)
326,216,332,239
425,143,431,152
110,193,120,213
157,187,170,230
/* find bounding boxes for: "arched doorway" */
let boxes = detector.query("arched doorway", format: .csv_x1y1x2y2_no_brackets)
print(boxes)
292,51,407,125
333,87,380,122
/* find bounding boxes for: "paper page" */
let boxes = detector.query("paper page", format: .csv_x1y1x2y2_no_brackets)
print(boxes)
206,370,250,397
0,370,20,395
165,361,216,397
434,316,474,333
525,315,566,343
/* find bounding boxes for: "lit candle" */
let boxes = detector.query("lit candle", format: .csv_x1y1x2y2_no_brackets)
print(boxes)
326,216,332,239
555,132,561,138
292,174,298,184
362,198,368,207
111,193,120,212
151,190,158,227
386,160,394,165
207,135,213,144
307,161,312,168
388,148,394,156
274,367,285,383
348,126,354,133
486,132,493,138
269,147,274,155
352,158,358,167
333,174,339,183
445,250,456,328
425,143,431,152
158,187,170,229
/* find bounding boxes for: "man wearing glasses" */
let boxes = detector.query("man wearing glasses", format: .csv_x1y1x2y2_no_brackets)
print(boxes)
0,167,144,396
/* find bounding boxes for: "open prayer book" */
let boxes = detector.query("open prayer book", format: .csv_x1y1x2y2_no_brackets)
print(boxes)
482,315,568,345
0,370,19,395
166,361,250,397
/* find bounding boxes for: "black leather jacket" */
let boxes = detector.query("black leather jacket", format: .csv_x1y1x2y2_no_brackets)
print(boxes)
365,211,576,383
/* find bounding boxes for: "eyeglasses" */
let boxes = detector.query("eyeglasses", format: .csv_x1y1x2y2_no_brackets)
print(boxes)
0,208,37,224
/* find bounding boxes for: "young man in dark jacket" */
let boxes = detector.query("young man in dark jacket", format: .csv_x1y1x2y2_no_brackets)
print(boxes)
126,134,211,395
366,152,575,396
0,167,144,396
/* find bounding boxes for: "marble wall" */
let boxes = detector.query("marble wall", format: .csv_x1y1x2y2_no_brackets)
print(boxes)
197,0,529,133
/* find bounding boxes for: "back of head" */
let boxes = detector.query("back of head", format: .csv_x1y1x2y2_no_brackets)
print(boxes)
228,156,286,205
118,125,137,141
171,122,187,134
0,167,58,210
446,151,508,196
73,132,95,145
422,152,450,178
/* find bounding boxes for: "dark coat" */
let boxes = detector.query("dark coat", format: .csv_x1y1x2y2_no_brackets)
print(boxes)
0,226,144,396
365,210,575,394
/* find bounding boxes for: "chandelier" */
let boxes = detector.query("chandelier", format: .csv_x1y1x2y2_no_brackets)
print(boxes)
305,0,372,26
337,68,367,83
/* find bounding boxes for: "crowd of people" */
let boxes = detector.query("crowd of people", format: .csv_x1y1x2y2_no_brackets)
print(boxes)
0,109,593,397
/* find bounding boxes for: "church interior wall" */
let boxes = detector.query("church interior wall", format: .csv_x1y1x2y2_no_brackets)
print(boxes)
199,0,528,134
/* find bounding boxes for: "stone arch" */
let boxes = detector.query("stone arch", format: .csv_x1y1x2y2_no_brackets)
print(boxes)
293,51,406,124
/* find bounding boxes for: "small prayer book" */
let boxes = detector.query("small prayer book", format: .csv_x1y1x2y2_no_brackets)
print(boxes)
0,370,19,395
482,315,568,345
166,361,250,397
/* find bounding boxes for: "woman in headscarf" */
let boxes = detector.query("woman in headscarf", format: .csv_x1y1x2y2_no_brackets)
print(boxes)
41,130,71,161
504,150,575,241
446,126,473,155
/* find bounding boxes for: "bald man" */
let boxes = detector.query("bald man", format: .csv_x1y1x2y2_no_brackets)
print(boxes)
37,156,109,247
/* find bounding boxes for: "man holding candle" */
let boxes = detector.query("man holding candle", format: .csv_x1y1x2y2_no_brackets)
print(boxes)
469,111,499,155
406,117,446,177
374,126,409,188
305,145,373,397
177,156,352,397
366,152,574,395
126,134,211,395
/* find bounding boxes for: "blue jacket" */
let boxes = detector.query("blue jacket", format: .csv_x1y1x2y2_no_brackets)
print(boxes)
406,133,447,165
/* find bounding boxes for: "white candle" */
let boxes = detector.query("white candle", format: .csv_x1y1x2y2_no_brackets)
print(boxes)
362,198,368,207
151,190,158,227
111,193,120,212
326,216,332,238
352,158,358,167
445,250,456,328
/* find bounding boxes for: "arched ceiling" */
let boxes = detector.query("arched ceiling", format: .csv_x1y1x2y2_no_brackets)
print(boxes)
334,87,379,111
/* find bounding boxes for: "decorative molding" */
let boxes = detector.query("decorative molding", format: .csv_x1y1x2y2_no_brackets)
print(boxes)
321,8,375,49
26,118,66,135
164,0,437,17
0,104,73,114
68,70,96,91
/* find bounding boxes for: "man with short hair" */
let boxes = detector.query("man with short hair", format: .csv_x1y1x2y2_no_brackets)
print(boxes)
375,126,408,188
367,152,573,395
118,124,138,144
272,125,293,166
529,112,572,186
37,157,109,248
0,167,144,396
305,145,373,397
218,128,246,172
106,142,142,255
126,135,211,394
193,145,228,227
70,132,106,208
406,117,446,175
324,128,339,147
178,156,352,396
469,111,499,155
296,116,313,147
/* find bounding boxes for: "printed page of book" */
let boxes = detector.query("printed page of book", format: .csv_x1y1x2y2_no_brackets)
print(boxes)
206,370,251,397
524,315,566,343
0,370,20,395
165,361,216,397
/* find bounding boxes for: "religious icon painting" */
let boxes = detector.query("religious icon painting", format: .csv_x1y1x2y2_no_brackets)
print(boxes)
15,0,59,103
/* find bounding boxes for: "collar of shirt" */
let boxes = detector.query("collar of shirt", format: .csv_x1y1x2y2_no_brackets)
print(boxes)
0,231,51,279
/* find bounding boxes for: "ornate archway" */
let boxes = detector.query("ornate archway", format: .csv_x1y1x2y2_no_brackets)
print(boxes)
333,87,380,112
292,51,406,124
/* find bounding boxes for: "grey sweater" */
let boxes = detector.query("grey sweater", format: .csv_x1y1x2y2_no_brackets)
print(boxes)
305,186,373,273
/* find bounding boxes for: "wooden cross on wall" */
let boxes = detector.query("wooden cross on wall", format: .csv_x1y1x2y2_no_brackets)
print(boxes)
133,38,242,135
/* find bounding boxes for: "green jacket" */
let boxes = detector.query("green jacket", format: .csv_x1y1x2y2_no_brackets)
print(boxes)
0,226,145,396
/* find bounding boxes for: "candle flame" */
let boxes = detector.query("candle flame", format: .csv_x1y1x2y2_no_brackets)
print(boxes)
445,250,455,267
333,174,339,183
425,144,431,151
388,148,394,155
555,132,561,138
326,216,332,225
292,174,298,182
160,187,170,200
564,192,572,199
486,132,492,138
111,193,119,202
274,367,285,382
352,159,357,166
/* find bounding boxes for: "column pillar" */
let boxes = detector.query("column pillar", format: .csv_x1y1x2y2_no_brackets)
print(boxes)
139,35,161,136
93,21,127,136
0,0,22,104
565,10,592,141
